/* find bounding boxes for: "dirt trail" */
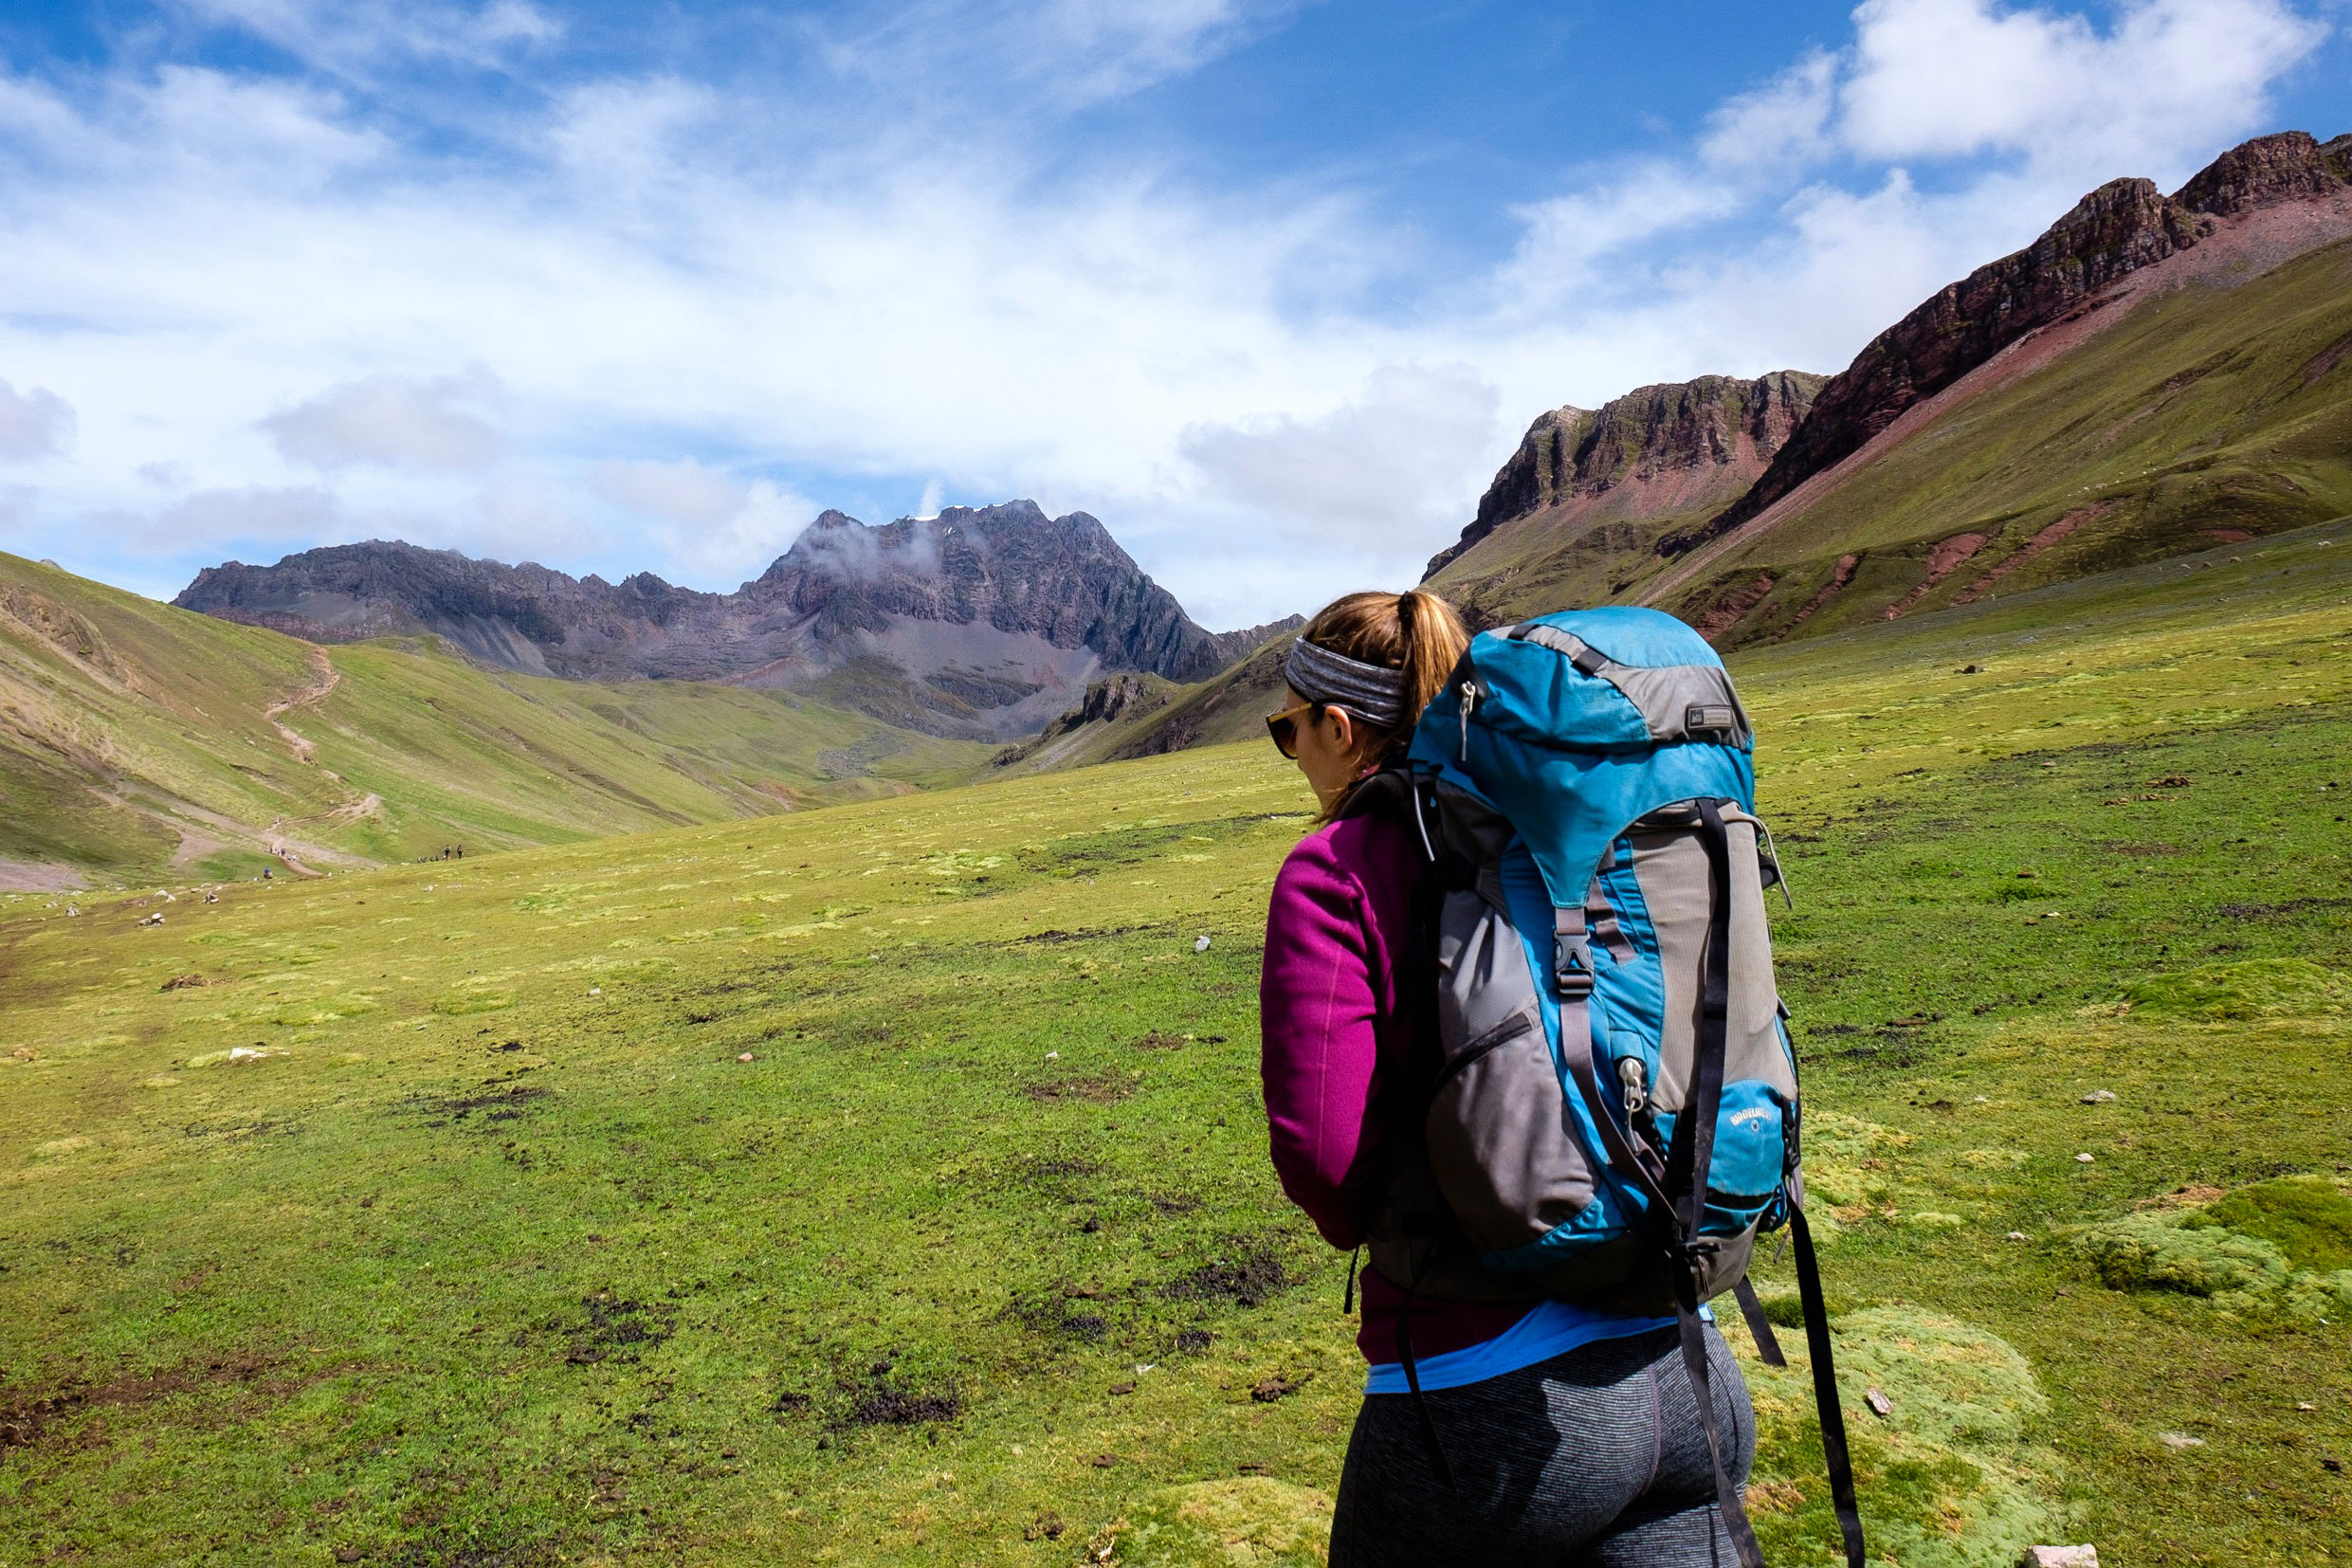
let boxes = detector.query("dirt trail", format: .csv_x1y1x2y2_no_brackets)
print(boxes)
264,647,340,764
261,829,328,878
257,646,379,873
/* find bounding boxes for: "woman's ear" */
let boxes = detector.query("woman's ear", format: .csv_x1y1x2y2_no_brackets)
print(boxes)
1319,704,1356,757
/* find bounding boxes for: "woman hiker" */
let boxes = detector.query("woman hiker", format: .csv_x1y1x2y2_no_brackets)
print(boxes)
1258,589,1757,1565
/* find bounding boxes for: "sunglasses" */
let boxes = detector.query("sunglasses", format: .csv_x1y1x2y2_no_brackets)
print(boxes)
1265,701,1321,759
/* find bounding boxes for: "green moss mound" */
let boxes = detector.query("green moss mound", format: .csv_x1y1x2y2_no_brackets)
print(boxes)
1743,1309,2051,1568
1832,1307,2048,1449
2194,1176,2352,1272
2120,958,2350,1021
429,987,517,1015
1799,1110,1912,1216
2084,1211,2292,1297
1105,1478,1332,1566
2082,1177,2352,1320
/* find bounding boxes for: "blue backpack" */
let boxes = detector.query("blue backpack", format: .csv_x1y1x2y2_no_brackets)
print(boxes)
1343,607,1863,1568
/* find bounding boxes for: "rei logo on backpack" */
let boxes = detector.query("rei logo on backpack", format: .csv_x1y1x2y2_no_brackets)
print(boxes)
1343,607,1864,1568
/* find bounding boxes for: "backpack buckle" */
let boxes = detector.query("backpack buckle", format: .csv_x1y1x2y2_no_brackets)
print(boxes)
1554,908,1594,999
1669,1234,1723,1290
1555,939,1594,999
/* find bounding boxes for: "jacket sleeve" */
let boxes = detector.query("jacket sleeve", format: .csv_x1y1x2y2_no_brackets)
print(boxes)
1260,833,1384,1250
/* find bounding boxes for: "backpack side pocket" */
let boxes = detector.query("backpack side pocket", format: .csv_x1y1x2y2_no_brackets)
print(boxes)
1423,888,1598,1253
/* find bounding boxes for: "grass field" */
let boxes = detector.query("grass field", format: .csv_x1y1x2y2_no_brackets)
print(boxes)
3,524,2349,1565
0,553,986,889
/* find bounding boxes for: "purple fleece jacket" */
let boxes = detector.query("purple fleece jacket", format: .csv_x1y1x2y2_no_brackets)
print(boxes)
1260,811,1532,1363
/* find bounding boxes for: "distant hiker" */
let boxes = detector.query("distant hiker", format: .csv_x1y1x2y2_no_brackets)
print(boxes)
1259,591,1860,1567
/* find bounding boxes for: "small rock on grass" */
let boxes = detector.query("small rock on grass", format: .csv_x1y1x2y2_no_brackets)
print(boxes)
2076,1153,2096,1164
2080,1089,2116,1103
1865,1388,1892,1418
2021,1548,2099,1567
2159,1431,2205,1449
736,1052,755,1063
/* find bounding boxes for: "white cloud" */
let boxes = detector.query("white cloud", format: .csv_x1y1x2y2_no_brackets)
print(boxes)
1017,0,1297,103
1497,164,1745,317
0,483,40,533
0,0,2329,624
128,484,345,550
1180,364,1502,547
1839,0,2326,173
820,0,1298,109
261,368,506,472
173,0,562,74
1702,50,1838,173
0,378,75,460
591,456,741,526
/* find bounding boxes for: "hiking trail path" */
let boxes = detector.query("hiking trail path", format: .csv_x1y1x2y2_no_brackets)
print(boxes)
260,646,381,876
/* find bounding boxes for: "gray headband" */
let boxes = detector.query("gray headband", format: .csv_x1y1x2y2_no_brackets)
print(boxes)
1285,637,1406,729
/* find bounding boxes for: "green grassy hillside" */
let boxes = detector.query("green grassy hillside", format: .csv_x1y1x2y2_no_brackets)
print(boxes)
990,634,1296,779
0,554,987,889
1668,235,2352,645
1424,500,1705,629
4,522,2347,1564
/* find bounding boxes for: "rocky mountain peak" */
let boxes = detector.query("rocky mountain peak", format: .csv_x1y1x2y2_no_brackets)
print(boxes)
2173,129,2352,217
1425,372,1824,578
175,501,1252,740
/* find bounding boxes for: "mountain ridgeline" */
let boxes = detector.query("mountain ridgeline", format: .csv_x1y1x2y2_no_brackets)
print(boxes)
1421,371,1825,620
178,501,1282,742
1430,129,2352,646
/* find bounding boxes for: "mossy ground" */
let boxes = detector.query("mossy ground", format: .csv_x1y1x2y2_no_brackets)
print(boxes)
3,527,2350,1564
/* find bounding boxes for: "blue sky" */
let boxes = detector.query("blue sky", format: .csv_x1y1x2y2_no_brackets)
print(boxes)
0,0,2343,626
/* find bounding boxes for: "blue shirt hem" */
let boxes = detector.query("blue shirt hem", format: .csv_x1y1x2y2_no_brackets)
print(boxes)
1363,1302,1707,1395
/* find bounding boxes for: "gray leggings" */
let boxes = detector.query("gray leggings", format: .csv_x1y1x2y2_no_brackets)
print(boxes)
1328,1324,1755,1567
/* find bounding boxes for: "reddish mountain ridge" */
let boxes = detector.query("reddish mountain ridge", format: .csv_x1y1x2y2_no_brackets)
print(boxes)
1429,130,2352,643
1661,131,2352,566
1421,372,1823,622
1646,130,2352,642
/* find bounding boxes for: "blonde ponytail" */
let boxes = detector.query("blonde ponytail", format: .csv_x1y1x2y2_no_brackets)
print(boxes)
1291,588,1470,775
